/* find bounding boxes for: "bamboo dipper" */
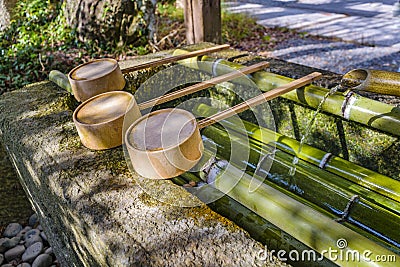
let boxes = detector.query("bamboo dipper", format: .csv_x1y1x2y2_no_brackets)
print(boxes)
73,61,270,150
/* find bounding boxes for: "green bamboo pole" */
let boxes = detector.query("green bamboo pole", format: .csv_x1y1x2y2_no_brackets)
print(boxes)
250,123,400,203
193,103,400,204
205,153,400,266
282,86,400,137
200,126,400,247
175,52,400,137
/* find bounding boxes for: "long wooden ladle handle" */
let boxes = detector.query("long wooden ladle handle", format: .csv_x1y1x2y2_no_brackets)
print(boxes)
138,61,270,110
198,72,323,129
121,44,230,73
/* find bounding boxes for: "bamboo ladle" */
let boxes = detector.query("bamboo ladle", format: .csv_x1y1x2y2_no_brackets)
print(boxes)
49,44,231,101
125,72,322,179
73,61,270,150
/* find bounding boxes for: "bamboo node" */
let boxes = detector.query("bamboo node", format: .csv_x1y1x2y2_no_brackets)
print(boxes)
255,150,276,176
212,59,225,77
201,156,218,174
341,91,357,120
335,195,360,223
319,153,333,169
203,158,229,184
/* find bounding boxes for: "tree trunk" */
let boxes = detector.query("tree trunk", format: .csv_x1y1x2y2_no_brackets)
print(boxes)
184,0,221,44
64,0,156,46
0,0,17,31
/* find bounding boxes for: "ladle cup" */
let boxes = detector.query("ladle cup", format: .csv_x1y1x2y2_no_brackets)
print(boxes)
125,72,322,179
73,61,270,150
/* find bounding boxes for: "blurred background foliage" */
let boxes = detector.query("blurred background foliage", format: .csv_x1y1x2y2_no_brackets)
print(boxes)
0,0,292,92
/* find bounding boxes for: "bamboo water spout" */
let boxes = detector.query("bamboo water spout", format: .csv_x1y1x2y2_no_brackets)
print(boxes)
341,69,400,96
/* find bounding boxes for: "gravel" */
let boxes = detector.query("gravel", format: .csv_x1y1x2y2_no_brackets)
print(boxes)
269,38,400,74
3,223,22,238
32,254,52,267
0,215,58,266
4,245,25,262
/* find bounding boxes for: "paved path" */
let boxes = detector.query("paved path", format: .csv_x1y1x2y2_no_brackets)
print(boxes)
224,0,400,74
225,0,400,47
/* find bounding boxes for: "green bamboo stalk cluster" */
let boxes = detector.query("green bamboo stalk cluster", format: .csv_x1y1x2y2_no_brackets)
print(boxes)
203,126,400,248
173,49,400,264
178,150,400,266
193,104,400,251
207,159,400,266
